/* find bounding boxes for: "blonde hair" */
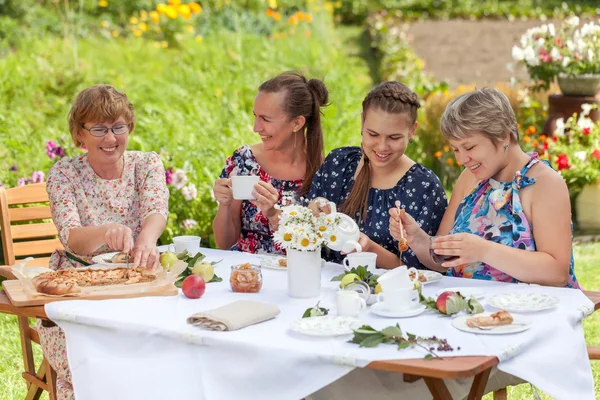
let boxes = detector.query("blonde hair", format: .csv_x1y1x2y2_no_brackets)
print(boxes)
440,87,518,144
68,84,135,147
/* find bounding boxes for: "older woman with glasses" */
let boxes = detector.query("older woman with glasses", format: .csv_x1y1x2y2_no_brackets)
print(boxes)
40,84,169,399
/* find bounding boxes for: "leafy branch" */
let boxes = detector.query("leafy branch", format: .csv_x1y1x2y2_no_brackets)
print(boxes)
350,324,455,359
174,251,223,287
331,265,380,289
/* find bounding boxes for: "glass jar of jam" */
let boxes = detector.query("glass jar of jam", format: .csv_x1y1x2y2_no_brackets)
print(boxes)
230,263,263,293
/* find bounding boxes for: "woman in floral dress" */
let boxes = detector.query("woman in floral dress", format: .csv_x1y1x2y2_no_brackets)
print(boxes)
40,84,169,399
307,81,447,269
212,72,329,254
391,87,580,288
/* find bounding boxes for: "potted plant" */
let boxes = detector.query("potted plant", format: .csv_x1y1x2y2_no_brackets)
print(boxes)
529,104,600,229
512,16,600,95
273,204,339,298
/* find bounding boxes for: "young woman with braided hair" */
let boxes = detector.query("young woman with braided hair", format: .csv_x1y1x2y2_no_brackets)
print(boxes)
213,71,329,254
307,81,447,269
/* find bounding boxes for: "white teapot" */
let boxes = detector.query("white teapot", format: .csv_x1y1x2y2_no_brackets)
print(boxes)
320,201,362,254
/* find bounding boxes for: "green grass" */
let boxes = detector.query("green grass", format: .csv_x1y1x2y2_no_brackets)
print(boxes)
2,242,599,398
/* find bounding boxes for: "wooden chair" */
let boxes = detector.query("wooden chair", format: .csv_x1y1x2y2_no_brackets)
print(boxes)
0,183,59,399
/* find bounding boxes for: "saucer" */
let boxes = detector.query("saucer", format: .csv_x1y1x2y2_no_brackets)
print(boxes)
370,302,426,318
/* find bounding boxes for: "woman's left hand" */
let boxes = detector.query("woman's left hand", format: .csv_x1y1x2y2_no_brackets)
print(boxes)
132,237,160,269
250,181,280,219
431,233,489,268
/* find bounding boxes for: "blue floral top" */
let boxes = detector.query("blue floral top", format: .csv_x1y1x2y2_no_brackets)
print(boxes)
307,147,448,269
448,153,580,288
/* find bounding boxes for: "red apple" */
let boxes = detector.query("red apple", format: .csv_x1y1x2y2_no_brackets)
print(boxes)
182,275,206,299
435,291,458,315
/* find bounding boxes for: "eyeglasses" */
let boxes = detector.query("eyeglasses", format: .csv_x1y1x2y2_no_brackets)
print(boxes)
81,123,130,137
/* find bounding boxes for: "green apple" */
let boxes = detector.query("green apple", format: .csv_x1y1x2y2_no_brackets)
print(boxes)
339,273,361,289
192,261,215,282
159,252,178,271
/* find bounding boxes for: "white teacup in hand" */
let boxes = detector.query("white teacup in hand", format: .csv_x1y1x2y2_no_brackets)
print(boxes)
231,176,260,200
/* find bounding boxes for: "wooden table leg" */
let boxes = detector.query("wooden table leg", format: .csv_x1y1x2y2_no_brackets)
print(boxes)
493,388,508,400
403,374,422,383
467,368,492,400
423,377,453,400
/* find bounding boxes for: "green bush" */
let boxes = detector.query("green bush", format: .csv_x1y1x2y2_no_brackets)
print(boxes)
0,12,371,246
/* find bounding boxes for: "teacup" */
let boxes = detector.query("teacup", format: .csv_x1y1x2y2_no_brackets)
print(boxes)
377,265,419,292
231,176,260,200
376,287,419,313
336,290,366,317
172,235,201,256
321,201,362,254
343,252,377,274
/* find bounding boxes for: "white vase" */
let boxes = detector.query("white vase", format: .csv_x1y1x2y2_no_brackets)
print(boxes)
286,248,322,298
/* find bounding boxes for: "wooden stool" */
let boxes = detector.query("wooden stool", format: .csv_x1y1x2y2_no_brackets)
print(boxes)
542,94,600,136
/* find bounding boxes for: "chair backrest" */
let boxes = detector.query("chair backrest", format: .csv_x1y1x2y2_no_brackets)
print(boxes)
0,183,62,267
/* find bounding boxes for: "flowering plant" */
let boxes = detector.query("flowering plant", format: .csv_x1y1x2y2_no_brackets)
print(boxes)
512,16,600,90
273,204,338,252
549,104,600,198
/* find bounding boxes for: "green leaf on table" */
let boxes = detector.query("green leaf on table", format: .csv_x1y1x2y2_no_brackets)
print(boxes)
358,334,385,348
330,272,345,282
302,301,329,318
381,325,403,338
209,274,223,283
424,354,434,360
406,332,416,341
398,341,410,350
467,297,485,314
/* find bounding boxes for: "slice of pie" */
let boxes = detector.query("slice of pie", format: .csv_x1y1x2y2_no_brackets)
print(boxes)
32,266,156,296
111,252,131,263
466,311,514,328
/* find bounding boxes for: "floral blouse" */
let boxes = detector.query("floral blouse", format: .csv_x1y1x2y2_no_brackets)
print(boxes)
219,145,303,254
448,153,580,288
47,151,169,270
307,147,448,269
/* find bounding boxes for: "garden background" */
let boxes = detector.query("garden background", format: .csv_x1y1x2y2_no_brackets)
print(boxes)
0,1,599,398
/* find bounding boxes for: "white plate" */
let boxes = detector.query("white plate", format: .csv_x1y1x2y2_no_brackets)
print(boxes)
370,302,426,318
452,313,532,335
290,316,362,337
487,292,560,312
435,287,484,299
91,252,129,267
258,255,287,270
416,270,443,285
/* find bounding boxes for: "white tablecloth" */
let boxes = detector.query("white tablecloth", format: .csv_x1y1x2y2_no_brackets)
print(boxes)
45,248,595,400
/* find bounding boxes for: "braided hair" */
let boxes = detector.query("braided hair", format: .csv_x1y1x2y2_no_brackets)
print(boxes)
340,81,420,222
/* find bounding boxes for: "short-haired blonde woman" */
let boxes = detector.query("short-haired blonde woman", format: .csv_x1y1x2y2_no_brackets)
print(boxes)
41,84,169,399
390,87,580,288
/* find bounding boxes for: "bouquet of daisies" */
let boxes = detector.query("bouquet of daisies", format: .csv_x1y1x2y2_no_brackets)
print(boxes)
273,204,339,252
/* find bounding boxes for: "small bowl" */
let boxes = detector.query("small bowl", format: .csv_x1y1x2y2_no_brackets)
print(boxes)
230,263,263,293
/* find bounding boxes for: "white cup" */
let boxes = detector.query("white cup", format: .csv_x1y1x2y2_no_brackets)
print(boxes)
343,252,377,274
172,235,201,256
336,290,366,317
377,265,419,292
376,287,419,313
231,176,260,200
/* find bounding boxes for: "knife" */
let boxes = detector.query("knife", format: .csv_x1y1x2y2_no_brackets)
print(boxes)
125,253,130,268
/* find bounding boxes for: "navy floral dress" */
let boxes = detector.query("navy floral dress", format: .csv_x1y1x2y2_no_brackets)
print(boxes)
220,145,303,254
307,147,448,269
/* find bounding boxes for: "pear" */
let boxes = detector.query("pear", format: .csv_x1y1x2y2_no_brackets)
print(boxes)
159,252,178,271
192,261,215,282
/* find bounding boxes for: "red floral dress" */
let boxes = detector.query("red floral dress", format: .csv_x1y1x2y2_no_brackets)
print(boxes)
220,145,303,254
39,151,169,400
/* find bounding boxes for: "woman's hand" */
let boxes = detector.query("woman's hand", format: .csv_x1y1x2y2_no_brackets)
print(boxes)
431,233,490,268
104,223,134,254
250,181,280,219
341,232,371,255
213,178,234,206
388,208,425,244
132,236,160,269
307,197,334,217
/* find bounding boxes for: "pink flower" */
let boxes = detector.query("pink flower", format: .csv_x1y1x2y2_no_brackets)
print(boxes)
592,149,600,160
17,177,32,187
9,164,18,172
46,140,65,159
165,168,174,185
31,171,45,184
182,219,198,230
583,127,592,135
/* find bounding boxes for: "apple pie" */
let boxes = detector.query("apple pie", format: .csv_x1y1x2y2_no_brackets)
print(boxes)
409,270,428,282
466,311,514,328
32,266,156,296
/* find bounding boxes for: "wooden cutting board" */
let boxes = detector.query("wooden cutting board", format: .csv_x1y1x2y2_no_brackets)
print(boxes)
2,279,178,307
